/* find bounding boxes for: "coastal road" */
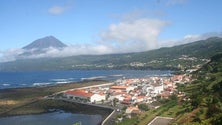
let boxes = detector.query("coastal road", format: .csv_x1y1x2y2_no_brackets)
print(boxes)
52,82,115,95
101,109,116,125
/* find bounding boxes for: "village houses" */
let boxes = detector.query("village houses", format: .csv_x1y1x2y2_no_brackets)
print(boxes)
62,74,192,116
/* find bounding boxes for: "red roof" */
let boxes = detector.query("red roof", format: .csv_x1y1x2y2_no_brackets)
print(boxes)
126,79,133,84
111,86,127,89
137,96,145,99
65,90,93,97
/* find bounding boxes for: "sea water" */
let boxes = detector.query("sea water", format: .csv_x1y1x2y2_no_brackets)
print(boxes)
0,70,172,89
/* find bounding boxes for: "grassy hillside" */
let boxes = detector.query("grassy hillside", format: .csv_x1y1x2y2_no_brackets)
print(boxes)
1,37,222,71
172,53,222,125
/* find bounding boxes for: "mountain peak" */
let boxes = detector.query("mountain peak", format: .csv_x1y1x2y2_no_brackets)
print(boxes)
23,36,67,50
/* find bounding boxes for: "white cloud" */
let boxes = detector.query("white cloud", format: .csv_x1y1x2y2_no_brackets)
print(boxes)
46,45,112,57
2,44,112,61
0,48,25,62
48,6,66,15
100,18,168,52
48,1,73,15
159,32,222,48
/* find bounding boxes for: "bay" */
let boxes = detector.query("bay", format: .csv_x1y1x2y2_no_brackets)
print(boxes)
0,70,172,89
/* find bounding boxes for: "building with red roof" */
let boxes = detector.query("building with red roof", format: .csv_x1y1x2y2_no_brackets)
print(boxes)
110,86,127,90
64,89,105,103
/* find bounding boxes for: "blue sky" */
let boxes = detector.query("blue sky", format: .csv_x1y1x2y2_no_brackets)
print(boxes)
1,0,222,61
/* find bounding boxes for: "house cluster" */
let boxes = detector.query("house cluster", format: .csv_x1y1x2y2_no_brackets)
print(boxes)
63,74,192,112
179,55,198,61
108,76,181,105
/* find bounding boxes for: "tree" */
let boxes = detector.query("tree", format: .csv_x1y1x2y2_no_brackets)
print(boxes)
207,104,220,117
211,113,222,125
170,94,178,101
193,111,201,123
176,83,185,93
112,98,118,107
138,104,149,111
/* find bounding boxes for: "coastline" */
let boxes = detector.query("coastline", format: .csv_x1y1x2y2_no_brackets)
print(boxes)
0,80,112,124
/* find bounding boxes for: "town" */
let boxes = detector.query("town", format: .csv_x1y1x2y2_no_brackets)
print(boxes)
50,73,193,124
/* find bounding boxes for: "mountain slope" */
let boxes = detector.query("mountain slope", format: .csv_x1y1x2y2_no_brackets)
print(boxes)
171,53,222,124
22,36,67,50
0,37,222,71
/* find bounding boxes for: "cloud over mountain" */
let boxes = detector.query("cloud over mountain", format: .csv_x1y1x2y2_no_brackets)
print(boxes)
0,32,221,63
100,18,168,52
159,32,222,48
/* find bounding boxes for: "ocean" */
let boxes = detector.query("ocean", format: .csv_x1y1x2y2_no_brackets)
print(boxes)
0,70,172,89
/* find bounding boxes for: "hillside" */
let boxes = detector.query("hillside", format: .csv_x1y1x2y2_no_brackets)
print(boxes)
116,53,222,125
0,37,222,71
170,53,222,124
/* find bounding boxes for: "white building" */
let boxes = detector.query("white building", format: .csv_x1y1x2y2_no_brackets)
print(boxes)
152,84,164,94
64,90,106,103
90,93,106,102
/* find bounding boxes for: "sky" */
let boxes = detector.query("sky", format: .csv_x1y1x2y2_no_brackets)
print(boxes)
1,0,222,62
